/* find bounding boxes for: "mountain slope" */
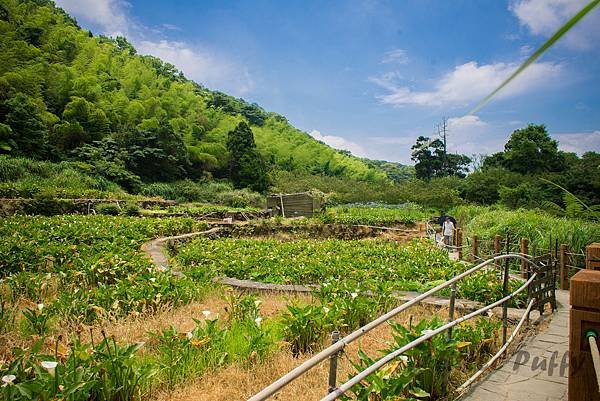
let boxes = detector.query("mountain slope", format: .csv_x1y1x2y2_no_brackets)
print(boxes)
0,0,392,191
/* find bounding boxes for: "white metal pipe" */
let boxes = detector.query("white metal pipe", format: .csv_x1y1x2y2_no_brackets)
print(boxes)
247,253,541,401
321,272,537,401
589,335,600,394
456,298,536,393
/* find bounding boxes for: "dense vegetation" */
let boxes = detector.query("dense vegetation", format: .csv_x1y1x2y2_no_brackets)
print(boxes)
459,125,599,211
410,124,599,215
452,205,600,254
0,215,509,400
1,0,596,218
0,215,208,320
320,204,430,226
176,238,525,306
0,0,390,197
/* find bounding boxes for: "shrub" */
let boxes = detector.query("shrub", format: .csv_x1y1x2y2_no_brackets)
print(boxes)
0,156,127,199
24,192,74,216
140,180,264,207
95,202,120,215
122,202,140,216
454,206,600,254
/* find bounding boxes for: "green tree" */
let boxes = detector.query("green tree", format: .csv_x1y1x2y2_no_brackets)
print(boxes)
122,122,189,181
62,97,110,143
227,121,269,191
460,168,523,205
411,136,441,180
411,136,470,180
0,123,16,152
3,93,47,157
502,124,564,174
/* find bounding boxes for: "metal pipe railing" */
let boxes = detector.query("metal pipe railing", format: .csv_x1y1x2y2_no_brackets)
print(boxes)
587,330,600,394
456,298,536,393
322,272,537,401
248,253,542,401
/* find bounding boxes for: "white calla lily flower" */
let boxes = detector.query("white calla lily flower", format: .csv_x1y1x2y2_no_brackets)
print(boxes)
41,361,58,376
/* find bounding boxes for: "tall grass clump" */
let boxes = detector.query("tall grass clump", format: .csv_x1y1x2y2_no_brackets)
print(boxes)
451,204,504,226
320,204,430,226
460,207,600,254
140,180,264,207
0,156,125,199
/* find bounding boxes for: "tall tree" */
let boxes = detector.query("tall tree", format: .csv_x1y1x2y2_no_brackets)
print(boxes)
227,121,269,191
3,93,47,158
503,124,563,174
411,136,470,180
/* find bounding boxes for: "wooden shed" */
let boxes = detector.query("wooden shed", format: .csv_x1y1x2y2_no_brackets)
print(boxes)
266,192,323,218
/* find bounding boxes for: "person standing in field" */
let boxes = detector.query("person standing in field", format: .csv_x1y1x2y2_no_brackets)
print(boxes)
443,217,455,250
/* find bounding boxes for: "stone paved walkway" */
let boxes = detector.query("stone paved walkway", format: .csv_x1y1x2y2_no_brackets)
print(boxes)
461,290,569,401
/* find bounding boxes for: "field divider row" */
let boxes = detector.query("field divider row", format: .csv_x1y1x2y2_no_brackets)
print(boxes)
140,225,531,322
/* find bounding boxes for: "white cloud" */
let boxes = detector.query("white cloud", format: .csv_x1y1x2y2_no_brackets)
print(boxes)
55,0,130,37
370,136,415,146
309,130,367,157
161,23,181,31
510,0,600,49
447,115,487,129
519,44,533,56
445,116,507,156
371,60,563,107
381,49,409,65
137,40,254,95
554,130,600,154
368,71,403,92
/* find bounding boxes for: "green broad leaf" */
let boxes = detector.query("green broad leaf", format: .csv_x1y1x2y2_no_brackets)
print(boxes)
16,384,33,398
409,387,431,398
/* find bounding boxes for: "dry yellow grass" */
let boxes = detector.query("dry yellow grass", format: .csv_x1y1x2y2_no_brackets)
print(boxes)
151,305,446,401
0,289,311,361
79,291,313,346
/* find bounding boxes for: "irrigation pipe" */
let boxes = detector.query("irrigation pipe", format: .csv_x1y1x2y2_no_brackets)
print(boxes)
247,253,541,401
322,272,537,401
456,298,536,394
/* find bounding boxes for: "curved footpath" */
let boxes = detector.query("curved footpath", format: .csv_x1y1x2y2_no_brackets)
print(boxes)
141,226,567,399
140,226,529,319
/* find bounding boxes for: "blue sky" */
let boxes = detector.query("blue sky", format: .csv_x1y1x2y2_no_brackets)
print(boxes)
55,0,600,164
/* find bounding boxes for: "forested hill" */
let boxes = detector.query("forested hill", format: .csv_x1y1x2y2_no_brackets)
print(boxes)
0,0,394,193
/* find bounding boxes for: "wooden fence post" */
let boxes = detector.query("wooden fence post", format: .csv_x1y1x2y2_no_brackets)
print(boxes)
520,237,529,278
471,235,478,262
587,243,600,270
560,244,568,290
494,235,501,267
456,228,462,260
569,270,600,401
